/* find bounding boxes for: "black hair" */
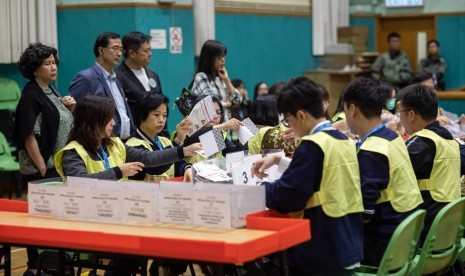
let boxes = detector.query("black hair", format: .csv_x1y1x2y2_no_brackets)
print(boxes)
379,82,396,101
135,93,169,127
93,32,120,57
277,76,324,119
268,82,286,96
316,83,331,120
397,84,438,121
196,40,227,81
191,95,225,124
411,72,433,84
231,79,244,88
122,31,151,58
341,77,384,119
253,81,267,100
17,43,60,81
68,95,115,151
250,94,279,126
387,32,401,42
427,39,440,47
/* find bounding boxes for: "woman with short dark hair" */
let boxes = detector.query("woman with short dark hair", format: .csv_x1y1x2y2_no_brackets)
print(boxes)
14,42,75,275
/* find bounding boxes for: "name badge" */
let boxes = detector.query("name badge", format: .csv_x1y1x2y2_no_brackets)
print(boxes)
148,78,157,88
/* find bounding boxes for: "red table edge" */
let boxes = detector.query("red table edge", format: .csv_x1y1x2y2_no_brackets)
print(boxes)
0,200,310,263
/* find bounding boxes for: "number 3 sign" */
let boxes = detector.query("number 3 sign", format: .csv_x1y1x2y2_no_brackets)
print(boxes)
232,155,261,185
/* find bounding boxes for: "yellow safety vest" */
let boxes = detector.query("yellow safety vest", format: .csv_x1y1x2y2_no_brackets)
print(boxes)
291,131,364,218
248,126,273,155
359,135,423,212
54,138,127,180
410,129,461,202
332,111,346,123
126,136,175,181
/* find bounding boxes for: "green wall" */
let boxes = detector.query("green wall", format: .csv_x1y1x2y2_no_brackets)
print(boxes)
437,15,465,89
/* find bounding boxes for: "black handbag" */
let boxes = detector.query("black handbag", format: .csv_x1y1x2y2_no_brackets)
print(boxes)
175,79,195,116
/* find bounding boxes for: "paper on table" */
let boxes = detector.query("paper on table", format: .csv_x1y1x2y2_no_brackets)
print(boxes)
237,118,260,144
198,128,226,157
188,95,216,135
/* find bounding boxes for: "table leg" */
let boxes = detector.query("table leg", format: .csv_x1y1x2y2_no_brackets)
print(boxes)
58,250,65,275
212,263,223,276
278,250,289,276
4,245,11,276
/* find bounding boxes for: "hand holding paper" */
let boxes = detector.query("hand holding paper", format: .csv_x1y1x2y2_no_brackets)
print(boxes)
198,128,226,157
237,118,260,144
188,96,216,135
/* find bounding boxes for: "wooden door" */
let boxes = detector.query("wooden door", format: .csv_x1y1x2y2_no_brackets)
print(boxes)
376,16,436,72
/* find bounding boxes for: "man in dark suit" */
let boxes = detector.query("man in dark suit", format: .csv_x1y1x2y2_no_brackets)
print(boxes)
116,31,167,136
69,32,135,140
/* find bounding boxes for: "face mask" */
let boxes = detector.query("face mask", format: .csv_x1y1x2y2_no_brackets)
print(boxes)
386,99,396,111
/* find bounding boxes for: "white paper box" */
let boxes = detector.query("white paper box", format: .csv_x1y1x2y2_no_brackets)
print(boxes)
56,186,89,220
159,181,194,224
121,182,159,223
87,188,123,222
28,183,59,217
195,183,266,228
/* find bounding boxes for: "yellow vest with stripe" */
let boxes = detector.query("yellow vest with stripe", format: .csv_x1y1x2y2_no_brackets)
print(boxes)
332,111,346,123
54,138,127,180
291,131,364,218
126,136,175,181
248,126,273,155
184,131,227,164
359,135,423,212
410,129,461,202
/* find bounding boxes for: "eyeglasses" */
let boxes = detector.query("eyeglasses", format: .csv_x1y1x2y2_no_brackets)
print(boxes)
281,114,293,127
396,109,413,117
106,46,124,53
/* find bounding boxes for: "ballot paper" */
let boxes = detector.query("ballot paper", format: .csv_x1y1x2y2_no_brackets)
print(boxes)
236,118,260,144
198,128,226,157
188,95,216,135
194,162,232,182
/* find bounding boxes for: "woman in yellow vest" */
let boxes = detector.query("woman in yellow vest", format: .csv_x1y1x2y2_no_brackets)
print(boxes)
126,93,193,181
54,95,201,180
247,94,298,156
172,95,244,163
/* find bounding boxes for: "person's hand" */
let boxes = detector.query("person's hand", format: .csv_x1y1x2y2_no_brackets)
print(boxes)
175,117,193,144
215,118,243,132
119,162,144,177
39,166,47,177
437,115,451,126
386,119,399,131
183,168,193,182
60,96,76,112
183,143,202,156
282,128,297,142
251,154,281,179
217,67,229,81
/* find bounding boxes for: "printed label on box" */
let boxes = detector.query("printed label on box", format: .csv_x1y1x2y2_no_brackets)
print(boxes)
87,189,122,222
28,184,58,216
193,191,231,228
56,186,88,220
159,189,193,224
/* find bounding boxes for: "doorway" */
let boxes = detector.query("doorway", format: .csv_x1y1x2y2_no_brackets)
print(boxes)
376,16,436,72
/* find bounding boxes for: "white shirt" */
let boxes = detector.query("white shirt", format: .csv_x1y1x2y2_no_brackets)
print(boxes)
96,62,131,139
130,67,150,91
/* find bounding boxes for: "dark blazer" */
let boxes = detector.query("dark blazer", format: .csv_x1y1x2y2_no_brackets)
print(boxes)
69,62,135,137
115,61,163,119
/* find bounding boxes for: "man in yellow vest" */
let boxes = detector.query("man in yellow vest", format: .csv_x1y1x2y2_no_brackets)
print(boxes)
342,77,423,266
251,76,364,275
397,84,461,239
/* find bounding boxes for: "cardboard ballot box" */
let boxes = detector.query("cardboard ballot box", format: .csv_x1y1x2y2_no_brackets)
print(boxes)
28,177,265,229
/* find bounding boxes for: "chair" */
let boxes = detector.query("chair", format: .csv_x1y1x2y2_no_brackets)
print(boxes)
356,209,426,276
0,78,21,112
0,131,21,199
410,197,465,276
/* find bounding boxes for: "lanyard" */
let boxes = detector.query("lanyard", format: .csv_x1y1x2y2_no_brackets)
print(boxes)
154,136,164,150
96,147,110,170
356,124,385,150
312,122,333,134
